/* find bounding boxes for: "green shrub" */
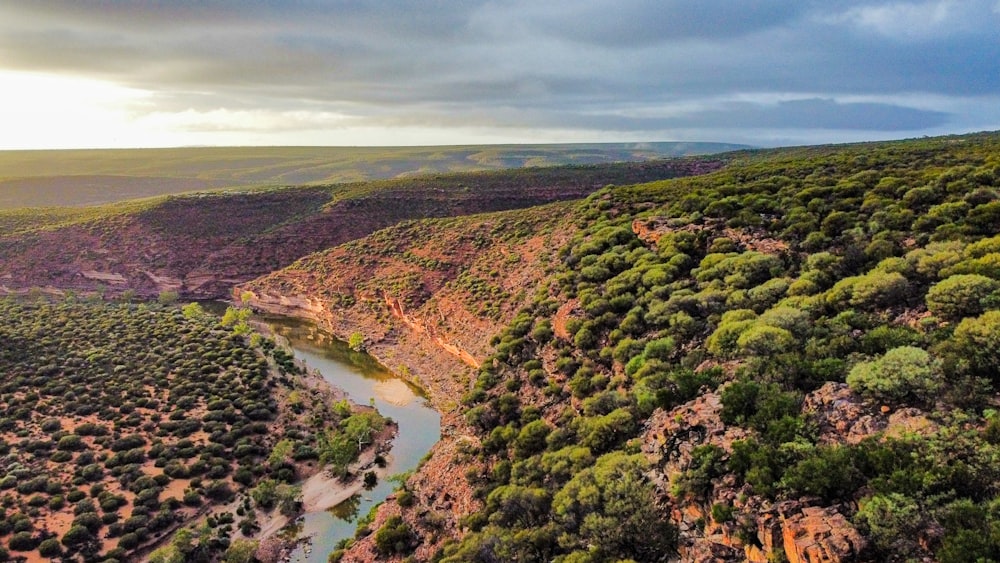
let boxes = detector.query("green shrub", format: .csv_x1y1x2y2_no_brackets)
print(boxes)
374,515,416,556
850,271,909,309
8,531,38,551
711,503,735,523
736,325,795,356
953,310,1000,379
846,346,940,404
61,524,94,547
780,445,860,502
854,493,922,556
926,274,1000,321
513,420,551,458
642,337,675,361
706,319,755,358
38,538,62,558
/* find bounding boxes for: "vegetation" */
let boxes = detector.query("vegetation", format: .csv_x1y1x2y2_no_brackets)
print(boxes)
5,131,1000,562
0,297,386,561
0,143,743,209
430,132,1000,562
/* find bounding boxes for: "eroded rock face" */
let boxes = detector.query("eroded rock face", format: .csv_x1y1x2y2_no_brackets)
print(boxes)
643,391,751,481
802,382,887,445
643,383,888,563
802,382,940,445
779,504,869,563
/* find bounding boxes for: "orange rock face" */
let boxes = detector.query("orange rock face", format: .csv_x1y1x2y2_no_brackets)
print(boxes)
780,505,868,563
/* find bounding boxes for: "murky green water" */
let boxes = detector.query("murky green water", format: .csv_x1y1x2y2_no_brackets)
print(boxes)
262,315,441,562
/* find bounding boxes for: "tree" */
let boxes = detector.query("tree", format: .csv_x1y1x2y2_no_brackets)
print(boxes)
9,531,38,551
38,538,62,558
552,452,676,561
61,525,94,548
514,420,551,458
268,439,293,468
181,302,206,320
157,291,180,306
854,493,923,556
251,479,278,510
148,545,185,563
224,539,259,563
850,271,909,309
736,325,795,356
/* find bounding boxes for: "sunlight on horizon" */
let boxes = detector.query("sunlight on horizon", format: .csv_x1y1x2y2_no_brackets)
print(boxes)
0,70,570,150
0,70,186,150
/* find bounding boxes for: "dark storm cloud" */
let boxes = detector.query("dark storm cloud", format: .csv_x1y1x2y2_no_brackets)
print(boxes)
1,0,998,144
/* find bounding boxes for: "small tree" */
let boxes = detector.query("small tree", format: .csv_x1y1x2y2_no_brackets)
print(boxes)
224,539,259,563
348,331,365,352
181,302,206,320
850,271,909,309
854,493,922,556
374,515,416,556
737,325,795,356
157,291,180,306
38,538,62,558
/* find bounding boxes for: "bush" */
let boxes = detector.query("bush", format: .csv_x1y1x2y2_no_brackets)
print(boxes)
642,337,676,361
953,310,1000,379
927,274,1000,321
854,493,922,556
8,531,38,551
38,538,62,557
374,515,416,556
117,532,140,550
57,434,85,451
846,346,941,404
61,524,94,547
850,271,909,309
706,319,755,358
513,420,551,458
736,325,795,356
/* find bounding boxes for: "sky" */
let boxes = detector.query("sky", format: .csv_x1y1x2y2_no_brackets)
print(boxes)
1,0,999,150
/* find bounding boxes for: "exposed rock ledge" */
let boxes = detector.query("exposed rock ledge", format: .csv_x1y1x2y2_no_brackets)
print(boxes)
383,294,481,369
81,270,127,284
241,290,327,320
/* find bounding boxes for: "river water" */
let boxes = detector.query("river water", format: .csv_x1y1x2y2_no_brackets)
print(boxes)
261,315,441,562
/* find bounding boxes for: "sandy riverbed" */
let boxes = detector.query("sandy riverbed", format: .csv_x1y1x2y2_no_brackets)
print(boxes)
256,441,395,540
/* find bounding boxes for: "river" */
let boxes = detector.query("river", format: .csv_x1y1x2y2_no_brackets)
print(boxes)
261,315,441,562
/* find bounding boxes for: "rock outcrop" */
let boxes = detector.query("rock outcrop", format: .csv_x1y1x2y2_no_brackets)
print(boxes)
642,382,895,562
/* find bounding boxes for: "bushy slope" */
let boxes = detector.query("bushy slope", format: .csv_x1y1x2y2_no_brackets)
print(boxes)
246,133,1000,562
0,159,719,299
435,132,1000,562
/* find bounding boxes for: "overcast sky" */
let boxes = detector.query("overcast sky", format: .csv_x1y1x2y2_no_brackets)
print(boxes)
1,0,999,149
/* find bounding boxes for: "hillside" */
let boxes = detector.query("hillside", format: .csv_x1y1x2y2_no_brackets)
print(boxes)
4,133,1000,562
0,158,721,300
239,132,1000,562
0,143,746,209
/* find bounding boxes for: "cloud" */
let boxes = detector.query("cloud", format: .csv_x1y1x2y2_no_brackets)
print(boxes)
0,0,998,148
828,0,996,41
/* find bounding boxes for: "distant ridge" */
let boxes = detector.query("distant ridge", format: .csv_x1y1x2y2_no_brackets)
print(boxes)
0,142,748,209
